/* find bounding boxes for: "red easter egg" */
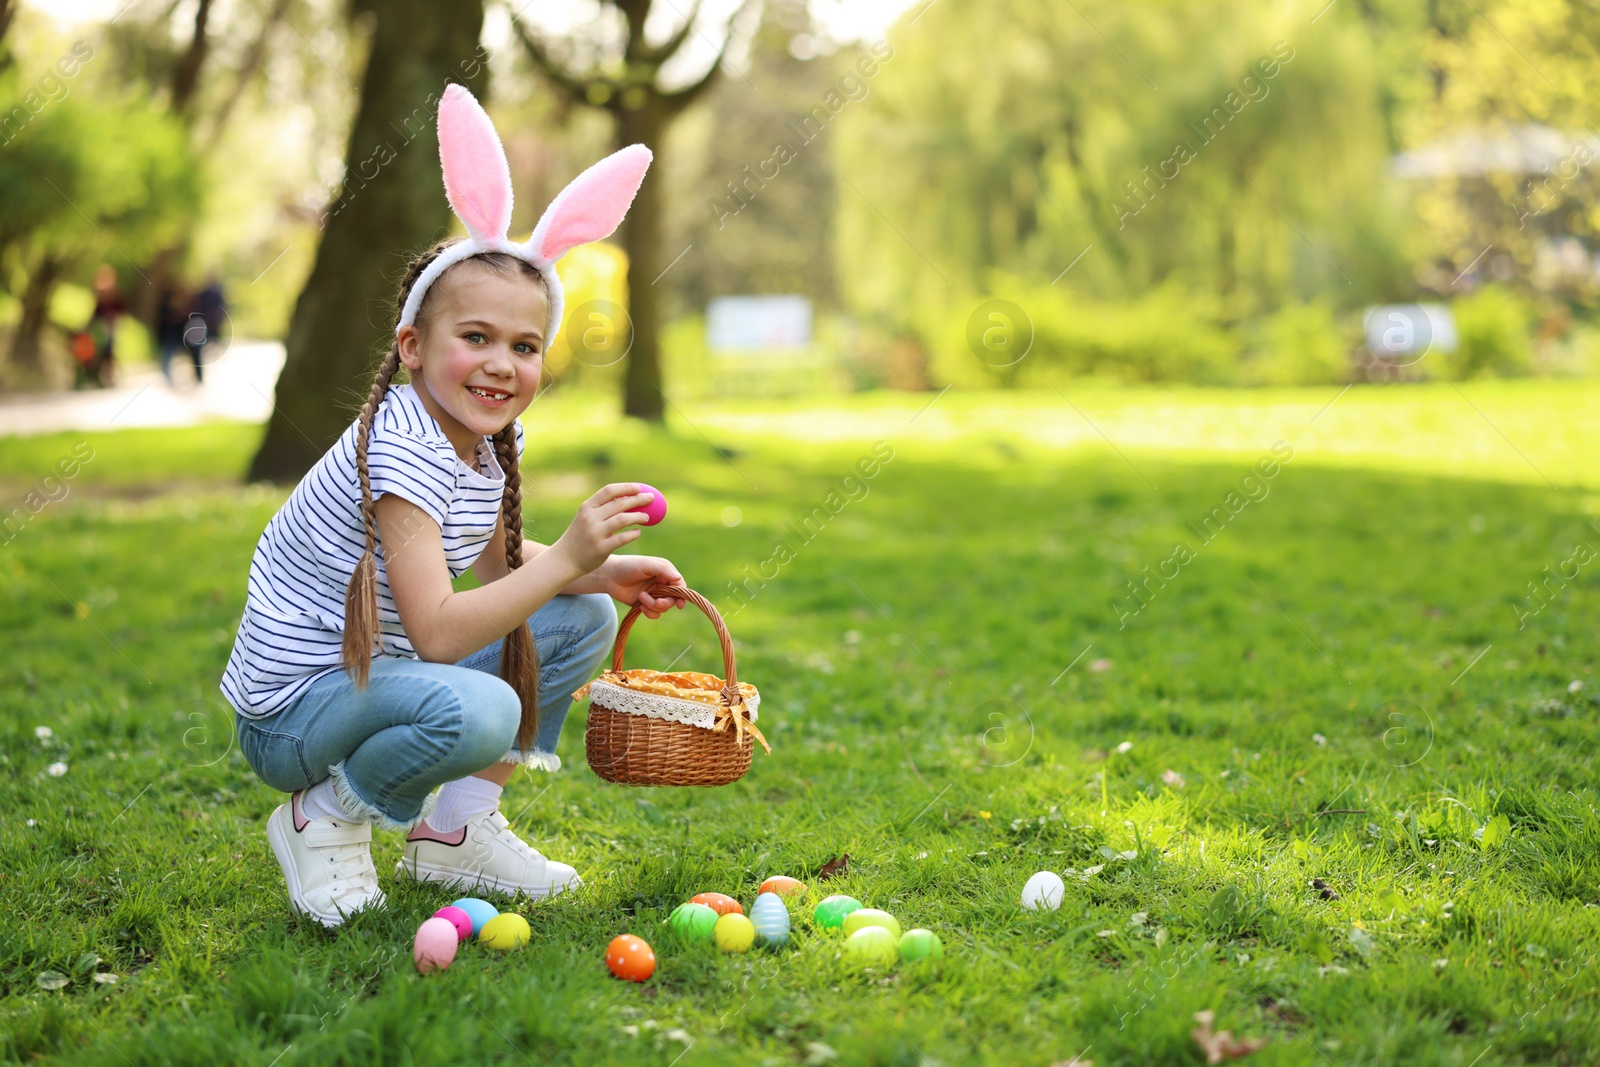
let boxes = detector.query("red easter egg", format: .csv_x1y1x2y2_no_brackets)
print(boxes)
759,876,806,898
606,934,656,982
690,892,744,916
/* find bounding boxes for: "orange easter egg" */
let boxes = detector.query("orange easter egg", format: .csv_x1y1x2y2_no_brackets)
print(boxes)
759,876,806,898
690,892,744,916
605,934,656,982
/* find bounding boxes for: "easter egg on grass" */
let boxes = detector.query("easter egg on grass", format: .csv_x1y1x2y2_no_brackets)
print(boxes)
759,876,806,898
1021,871,1066,911
842,909,902,940
413,918,459,974
897,928,944,962
814,895,863,929
480,913,531,950
634,483,668,526
748,892,791,945
432,905,474,942
690,892,744,916
843,926,898,968
451,897,499,935
606,934,657,982
713,913,756,953
668,902,720,941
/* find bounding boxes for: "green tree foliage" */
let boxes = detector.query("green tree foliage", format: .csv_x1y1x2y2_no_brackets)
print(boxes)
0,74,196,374
1449,285,1534,377
1404,0,1600,300
665,0,839,318
0,95,194,261
831,0,1414,383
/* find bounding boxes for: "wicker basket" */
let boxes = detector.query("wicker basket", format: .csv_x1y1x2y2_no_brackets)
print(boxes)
576,585,767,787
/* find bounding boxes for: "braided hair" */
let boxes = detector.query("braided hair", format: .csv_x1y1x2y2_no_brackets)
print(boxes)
341,239,548,753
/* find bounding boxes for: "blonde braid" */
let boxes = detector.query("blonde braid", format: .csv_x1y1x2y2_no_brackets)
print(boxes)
493,423,541,752
340,242,453,685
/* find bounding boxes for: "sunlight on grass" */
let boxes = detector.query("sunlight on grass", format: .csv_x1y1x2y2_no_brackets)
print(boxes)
606,380,1600,489
2,384,1597,1066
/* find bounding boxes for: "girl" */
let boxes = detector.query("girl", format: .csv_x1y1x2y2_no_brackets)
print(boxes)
222,86,682,927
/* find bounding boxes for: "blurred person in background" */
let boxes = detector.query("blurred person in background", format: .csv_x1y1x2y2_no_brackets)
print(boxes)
84,264,124,388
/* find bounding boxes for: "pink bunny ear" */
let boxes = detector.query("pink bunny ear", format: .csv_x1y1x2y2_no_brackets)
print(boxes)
437,83,513,241
527,144,653,262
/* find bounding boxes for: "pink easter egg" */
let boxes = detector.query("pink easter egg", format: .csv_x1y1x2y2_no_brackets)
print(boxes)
432,905,473,942
634,482,668,527
413,917,459,975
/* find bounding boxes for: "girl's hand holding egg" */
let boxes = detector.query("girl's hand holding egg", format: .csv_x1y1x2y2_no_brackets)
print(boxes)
569,483,684,620
552,483,661,576
632,482,667,526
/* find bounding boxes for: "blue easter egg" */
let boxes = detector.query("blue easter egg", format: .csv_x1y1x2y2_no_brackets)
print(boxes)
748,891,791,945
450,896,499,936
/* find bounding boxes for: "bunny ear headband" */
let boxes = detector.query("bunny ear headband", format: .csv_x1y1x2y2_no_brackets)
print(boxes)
397,83,653,347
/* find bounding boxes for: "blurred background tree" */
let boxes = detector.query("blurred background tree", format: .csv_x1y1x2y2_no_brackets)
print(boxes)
512,0,757,423
248,0,486,482
832,0,1415,388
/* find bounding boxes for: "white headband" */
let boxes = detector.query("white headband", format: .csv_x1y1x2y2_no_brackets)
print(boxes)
398,83,652,351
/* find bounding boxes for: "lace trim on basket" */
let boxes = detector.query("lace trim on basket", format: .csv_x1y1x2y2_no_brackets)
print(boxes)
585,677,760,730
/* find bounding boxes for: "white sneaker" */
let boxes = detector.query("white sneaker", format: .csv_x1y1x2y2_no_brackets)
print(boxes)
395,810,581,900
265,790,385,927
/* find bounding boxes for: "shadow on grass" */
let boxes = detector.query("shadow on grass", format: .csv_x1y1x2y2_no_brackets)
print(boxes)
1,421,1596,1065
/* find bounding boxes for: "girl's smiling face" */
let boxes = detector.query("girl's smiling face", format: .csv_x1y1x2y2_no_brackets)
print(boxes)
397,257,549,463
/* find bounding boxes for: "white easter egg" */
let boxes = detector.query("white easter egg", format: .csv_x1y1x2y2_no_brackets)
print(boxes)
1021,870,1066,911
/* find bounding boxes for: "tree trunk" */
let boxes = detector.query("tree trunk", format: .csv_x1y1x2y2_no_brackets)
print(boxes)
617,99,667,422
248,0,486,483
11,252,64,376
511,1,747,422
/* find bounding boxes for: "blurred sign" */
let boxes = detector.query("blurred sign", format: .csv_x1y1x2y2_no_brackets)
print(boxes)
1363,303,1457,366
707,295,812,352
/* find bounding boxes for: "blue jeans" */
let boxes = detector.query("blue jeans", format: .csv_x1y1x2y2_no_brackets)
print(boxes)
235,593,618,830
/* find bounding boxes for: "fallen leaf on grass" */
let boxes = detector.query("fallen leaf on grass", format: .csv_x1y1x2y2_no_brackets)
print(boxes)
1257,997,1306,1025
1191,1010,1268,1063
817,854,850,881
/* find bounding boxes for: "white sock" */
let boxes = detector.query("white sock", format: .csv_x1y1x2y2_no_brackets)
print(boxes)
299,777,363,823
427,776,503,834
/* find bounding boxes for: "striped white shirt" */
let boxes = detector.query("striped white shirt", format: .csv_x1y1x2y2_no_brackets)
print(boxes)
221,384,522,718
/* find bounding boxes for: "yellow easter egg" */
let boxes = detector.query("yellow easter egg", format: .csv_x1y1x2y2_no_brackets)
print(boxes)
714,912,756,953
479,912,531,950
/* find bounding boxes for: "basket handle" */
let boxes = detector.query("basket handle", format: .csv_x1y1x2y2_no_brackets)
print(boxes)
611,585,741,703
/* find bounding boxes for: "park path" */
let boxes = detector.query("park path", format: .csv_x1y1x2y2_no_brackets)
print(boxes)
0,341,284,438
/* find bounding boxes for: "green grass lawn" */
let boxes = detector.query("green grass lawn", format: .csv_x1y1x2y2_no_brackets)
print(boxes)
2,381,1598,1066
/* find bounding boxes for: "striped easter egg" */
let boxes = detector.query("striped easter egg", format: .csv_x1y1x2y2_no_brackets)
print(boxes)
748,891,791,945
